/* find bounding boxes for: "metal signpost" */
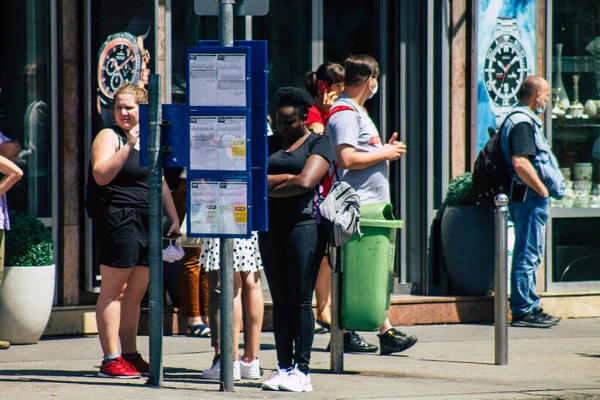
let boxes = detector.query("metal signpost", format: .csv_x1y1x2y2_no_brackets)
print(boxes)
147,75,164,386
217,0,235,391
494,194,509,365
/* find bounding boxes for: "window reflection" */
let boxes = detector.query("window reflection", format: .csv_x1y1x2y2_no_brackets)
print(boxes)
0,0,51,218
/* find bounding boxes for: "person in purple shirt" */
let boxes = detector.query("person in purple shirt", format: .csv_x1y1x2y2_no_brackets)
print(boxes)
0,131,24,350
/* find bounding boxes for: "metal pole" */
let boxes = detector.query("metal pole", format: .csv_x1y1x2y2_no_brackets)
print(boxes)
330,246,344,372
147,74,164,385
494,194,509,366
218,0,235,392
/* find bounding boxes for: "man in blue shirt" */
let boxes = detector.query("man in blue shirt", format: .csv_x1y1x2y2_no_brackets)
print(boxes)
500,76,565,328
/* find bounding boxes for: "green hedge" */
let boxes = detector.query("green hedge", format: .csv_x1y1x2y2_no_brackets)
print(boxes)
5,211,54,266
443,172,479,207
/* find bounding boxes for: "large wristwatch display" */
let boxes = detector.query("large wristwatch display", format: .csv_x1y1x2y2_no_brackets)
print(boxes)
484,17,531,127
96,22,150,127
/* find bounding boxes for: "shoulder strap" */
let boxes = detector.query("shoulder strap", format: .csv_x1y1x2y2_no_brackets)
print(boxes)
499,110,534,133
110,125,127,149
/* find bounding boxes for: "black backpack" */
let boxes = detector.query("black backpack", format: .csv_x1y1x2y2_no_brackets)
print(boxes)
85,127,126,219
472,111,532,205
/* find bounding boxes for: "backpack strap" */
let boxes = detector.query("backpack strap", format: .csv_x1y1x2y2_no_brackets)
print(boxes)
326,105,355,122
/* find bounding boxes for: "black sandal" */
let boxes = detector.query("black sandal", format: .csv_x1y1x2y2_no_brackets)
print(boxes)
187,324,211,337
315,320,330,333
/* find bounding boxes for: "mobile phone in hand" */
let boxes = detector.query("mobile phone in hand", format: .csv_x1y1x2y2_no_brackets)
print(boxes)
318,81,331,95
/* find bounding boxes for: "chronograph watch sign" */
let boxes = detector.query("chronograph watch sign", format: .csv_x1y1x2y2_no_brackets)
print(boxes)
96,26,150,127
484,17,531,127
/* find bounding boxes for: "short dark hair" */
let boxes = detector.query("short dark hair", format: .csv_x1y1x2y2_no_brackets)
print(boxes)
343,54,379,87
518,76,546,102
303,62,345,99
276,87,314,117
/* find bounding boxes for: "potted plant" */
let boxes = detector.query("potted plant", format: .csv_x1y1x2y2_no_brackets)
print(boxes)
440,173,495,296
0,211,55,344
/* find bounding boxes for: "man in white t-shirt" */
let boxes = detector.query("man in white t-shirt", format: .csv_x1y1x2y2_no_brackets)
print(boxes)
327,54,417,355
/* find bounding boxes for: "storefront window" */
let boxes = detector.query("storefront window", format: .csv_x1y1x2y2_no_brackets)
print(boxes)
252,0,311,117
0,0,51,218
550,2,600,285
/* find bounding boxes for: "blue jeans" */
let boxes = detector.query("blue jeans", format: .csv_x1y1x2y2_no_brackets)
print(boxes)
508,191,549,318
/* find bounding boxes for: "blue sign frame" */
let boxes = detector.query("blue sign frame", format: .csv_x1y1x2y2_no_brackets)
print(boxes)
139,104,189,168
187,109,252,174
186,46,252,113
185,173,252,239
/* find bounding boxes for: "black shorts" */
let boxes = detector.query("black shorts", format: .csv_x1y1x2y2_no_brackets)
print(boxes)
97,206,149,268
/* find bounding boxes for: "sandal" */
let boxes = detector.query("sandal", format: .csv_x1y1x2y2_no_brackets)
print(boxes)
187,324,211,337
315,320,330,333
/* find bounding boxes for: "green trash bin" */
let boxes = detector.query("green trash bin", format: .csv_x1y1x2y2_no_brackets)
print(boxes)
341,203,403,331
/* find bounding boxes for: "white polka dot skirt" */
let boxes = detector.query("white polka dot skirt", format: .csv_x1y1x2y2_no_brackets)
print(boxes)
199,231,263,272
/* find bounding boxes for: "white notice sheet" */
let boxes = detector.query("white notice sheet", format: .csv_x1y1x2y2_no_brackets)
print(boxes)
189,180,248,236
189,116,247,171
188,53,246,107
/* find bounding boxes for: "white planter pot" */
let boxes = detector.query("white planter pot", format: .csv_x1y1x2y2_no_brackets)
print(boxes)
0,264,55,344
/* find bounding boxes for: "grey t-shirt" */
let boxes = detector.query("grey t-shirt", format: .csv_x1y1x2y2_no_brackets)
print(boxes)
326,96,390,204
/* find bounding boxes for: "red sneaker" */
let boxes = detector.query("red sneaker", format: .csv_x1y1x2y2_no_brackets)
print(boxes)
123,352,149,375
98,357,141,379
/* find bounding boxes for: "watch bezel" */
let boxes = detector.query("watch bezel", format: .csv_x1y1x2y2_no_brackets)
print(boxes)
484,34,529,109
97,31,143,100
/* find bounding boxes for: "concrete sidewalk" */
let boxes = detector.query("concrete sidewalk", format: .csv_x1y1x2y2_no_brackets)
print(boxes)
1,318,600,399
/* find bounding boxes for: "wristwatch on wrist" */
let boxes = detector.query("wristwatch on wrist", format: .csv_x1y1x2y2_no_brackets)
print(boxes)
96,21,150,127
484,17,531,127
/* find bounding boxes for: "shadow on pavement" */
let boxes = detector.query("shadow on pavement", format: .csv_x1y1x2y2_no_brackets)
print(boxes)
418,358,493,366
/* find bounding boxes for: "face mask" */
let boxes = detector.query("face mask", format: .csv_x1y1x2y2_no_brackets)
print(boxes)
535,102,546,114
368,79,379,99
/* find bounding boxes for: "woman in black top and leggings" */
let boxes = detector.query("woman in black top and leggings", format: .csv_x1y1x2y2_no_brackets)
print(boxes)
259,87,334,392
92,84,179,378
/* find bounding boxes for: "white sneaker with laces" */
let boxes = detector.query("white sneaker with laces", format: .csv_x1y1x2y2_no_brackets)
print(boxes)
261,366,288,391
202,358,241,381
278,365,313,392
240,358,260,380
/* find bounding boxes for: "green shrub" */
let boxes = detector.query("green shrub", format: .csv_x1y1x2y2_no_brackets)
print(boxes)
442,172,479,207
5,211,54,266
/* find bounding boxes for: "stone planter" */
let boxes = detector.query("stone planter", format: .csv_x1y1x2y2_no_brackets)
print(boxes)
0,264,55,344
441,206,495,296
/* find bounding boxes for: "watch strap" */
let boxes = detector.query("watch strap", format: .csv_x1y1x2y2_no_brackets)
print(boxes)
126,12,151,38
494,17,519,40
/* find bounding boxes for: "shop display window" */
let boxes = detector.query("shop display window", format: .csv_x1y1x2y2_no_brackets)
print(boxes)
551,2,600,209
549,1,600,286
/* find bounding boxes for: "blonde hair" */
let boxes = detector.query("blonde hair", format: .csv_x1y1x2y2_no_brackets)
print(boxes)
114,83,148,105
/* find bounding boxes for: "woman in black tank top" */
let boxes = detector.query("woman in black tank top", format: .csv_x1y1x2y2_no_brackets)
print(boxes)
90,84,180,379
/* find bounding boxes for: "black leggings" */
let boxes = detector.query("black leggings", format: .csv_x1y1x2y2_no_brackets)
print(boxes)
259,221,327,373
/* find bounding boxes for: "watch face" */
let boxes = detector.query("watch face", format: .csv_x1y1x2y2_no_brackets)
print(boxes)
484,34,529,107
97,32,142,100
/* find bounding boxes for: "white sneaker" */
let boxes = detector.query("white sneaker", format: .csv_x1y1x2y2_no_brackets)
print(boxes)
278,365,313,392
261,366,288,391
202,357,241,381
233,359,241,381
240,358,260,380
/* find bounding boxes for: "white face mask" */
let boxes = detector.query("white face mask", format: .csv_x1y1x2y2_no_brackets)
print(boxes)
368,79,379,99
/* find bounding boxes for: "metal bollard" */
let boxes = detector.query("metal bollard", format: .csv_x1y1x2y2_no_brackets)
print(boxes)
330,246,344,372
494,194,509,366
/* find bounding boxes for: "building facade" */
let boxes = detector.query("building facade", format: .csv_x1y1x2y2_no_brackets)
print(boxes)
1,0,598,322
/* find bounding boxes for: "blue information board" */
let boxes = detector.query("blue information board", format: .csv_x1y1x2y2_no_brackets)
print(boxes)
199,40,268,232
138,41,268,237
